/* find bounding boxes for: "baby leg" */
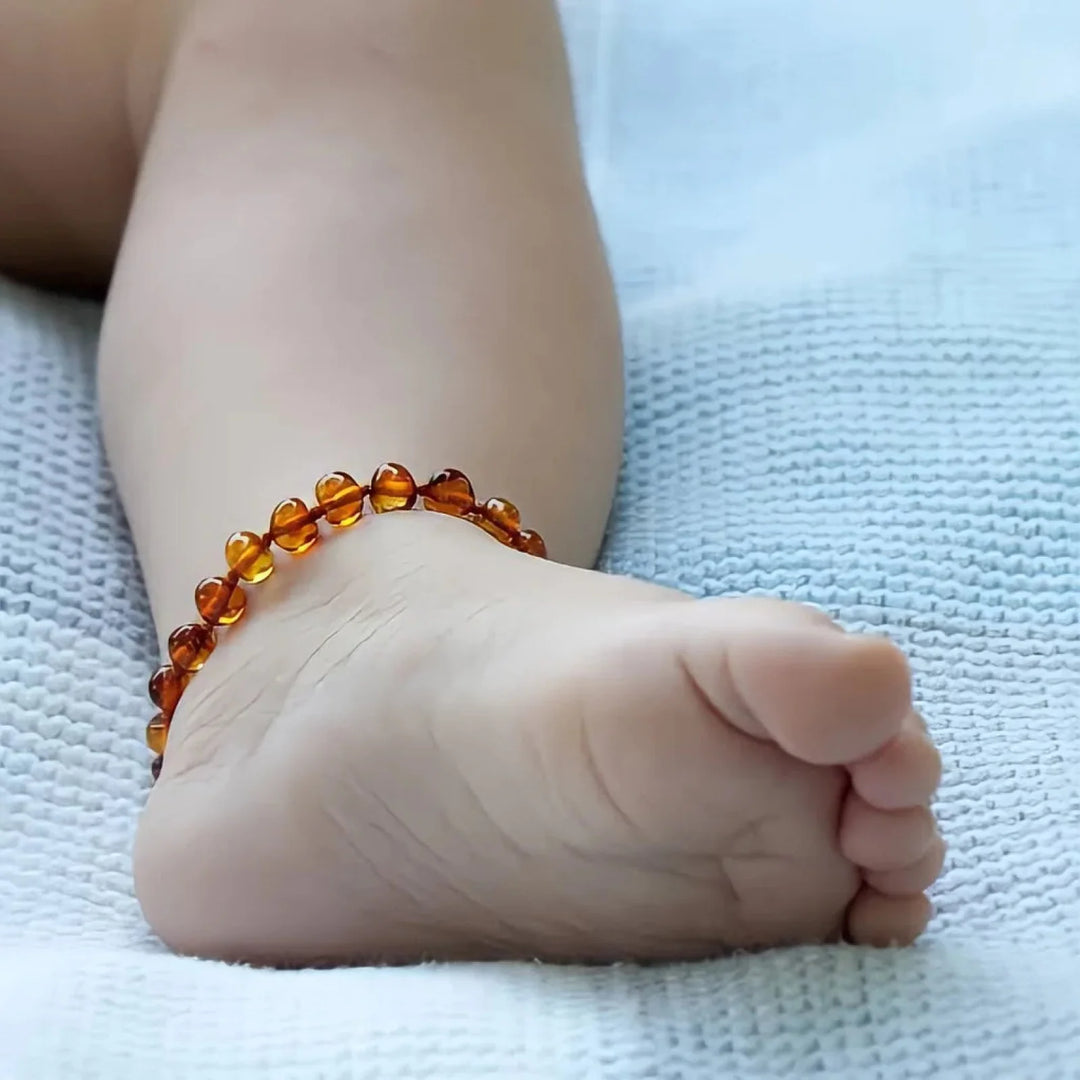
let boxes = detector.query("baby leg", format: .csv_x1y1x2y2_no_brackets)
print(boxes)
9,0,944,962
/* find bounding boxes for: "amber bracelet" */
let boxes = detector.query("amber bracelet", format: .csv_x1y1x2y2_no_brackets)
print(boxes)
145,464,546,781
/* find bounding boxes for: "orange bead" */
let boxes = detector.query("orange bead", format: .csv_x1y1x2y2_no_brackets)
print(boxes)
269,498,320,553
168,622,215,672
195,576,247,626
482,497,521,533
225,531,275,583
315,471,366,527
419,468,475,517
150,754,163,781
146,714,169,755
370,462,417,513
148,664,185,717
475,496,522,545
515,528,548,559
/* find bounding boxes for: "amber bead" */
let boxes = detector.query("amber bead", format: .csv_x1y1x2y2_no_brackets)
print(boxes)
474,496,521,545
515,528,548,559
419,468,475,517
194,576,247,626
148,664,184,717
369,462,417,513
315,471,366,527
226,531,275,583
150,755,163,781
146,715,169,755
269,498,320,554
168,622,215,672
482,497,521,533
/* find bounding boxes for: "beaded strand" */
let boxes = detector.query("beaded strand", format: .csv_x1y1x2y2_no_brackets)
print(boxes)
145,464,546,780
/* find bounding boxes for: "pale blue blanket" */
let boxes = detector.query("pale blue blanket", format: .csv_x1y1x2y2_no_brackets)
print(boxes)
2,1,1079,1076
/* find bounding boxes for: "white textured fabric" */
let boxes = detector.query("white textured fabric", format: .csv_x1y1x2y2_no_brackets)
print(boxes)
2,1,1080,1076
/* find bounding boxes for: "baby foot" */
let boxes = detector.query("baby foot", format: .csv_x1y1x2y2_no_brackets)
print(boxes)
135,511,943,963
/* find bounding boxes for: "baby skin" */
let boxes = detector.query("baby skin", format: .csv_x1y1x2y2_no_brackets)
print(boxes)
0,0,942,963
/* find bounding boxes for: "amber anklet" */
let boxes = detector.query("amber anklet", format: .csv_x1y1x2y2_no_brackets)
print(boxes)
145,464,546,781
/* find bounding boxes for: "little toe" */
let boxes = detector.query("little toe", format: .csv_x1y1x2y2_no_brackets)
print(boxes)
839,795,937,871
850,711,942,810
720,623,912,766
864,835,947,896
846,887,932,946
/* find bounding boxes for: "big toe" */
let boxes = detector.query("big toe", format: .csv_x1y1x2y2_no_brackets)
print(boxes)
721,619,913,765
846,887,932,947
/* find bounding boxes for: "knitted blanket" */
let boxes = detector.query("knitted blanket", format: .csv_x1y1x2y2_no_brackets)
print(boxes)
2,1,1079,1076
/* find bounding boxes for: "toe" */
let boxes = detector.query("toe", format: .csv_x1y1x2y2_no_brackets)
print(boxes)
846,887,932,946
864,834,947,896
723,626,912,765
850,711,942,810
839,795,937,871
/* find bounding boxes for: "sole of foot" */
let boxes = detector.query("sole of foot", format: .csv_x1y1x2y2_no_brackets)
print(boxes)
135,511,943,964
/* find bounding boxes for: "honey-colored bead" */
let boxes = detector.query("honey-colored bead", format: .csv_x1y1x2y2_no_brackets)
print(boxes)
148,664,184,717
482,497,521,534
225,531,275,583
315,471,366,527
370,462,418,513
168,622,215,672
269,498,320,553
419,468,475,517
474,496,521,544
195,576,247,626
515,529,548,559
150,755,163,782
146,715,169,755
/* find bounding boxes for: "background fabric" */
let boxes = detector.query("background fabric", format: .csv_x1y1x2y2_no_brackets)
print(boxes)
2,1,1079,1076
